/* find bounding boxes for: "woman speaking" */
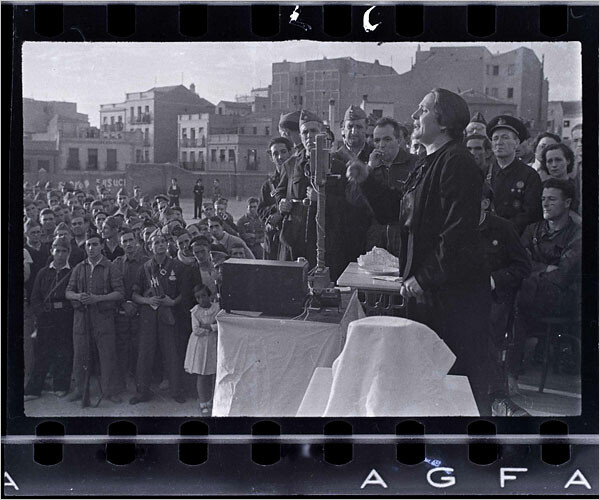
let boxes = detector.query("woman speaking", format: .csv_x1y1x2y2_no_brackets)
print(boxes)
347,88,527,416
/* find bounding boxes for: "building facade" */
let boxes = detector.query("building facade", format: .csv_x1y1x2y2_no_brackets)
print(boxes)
100,84,214,164
547,100,582,140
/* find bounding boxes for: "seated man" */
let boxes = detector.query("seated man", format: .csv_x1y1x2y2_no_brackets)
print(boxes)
507,178,582,385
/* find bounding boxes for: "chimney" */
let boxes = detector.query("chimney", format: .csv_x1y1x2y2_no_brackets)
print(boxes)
374,59,379,65
361,95,368,110
189,83,196,94
328,98,336,129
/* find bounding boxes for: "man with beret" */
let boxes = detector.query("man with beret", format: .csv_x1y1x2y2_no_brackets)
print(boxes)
130,230,187,404
278,110,304,156
25,237,74,400
275,109,322,264
65,231,124,403
101,216,125,261
486,115,543,235
465,111,487,137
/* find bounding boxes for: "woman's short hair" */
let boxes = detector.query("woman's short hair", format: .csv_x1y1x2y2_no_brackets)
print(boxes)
532,131,561,152
540,142,575,175
430,88,471,142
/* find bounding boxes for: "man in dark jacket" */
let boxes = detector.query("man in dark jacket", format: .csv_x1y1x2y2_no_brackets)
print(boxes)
486,115,542,235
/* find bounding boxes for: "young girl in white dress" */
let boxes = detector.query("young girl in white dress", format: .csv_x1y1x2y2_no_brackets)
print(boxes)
184,284,221,415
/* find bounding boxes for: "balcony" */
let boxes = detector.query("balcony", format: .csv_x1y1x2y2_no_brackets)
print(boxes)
128,113,153,124
102,123,124,132
180,137,207,147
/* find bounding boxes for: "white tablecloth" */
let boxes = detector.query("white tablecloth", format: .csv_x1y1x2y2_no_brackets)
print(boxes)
212,293,364,416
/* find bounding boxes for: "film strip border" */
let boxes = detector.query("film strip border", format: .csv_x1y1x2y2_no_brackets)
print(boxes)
6,4,594,41
4,2,599,496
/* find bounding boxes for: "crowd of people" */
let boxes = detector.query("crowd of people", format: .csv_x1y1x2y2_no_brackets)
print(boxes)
23,88,582,417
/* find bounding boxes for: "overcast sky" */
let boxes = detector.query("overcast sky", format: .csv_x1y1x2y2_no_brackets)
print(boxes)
23,41,581,126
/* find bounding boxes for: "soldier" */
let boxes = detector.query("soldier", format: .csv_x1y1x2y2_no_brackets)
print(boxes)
101,216,125,261
478,184,531,372
25,237,74,400
168,177,181,208
465,111,487,137
486,115,543,235
259,137,293,259
154,194,170,222
326,105,377,278
465,133,494,177
130,230,187,404
275,109,320,265
112,229,146,394
278,110,304,156
193,178,204,219
65,231,124,403
363,117,418,257
237,197,265,259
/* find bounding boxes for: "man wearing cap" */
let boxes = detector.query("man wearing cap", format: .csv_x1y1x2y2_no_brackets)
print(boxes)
327,105,376,279
25,237,74,400
65,231,124,403
275,109,321,264
154,194,169,221
112,228,147,393
101,216,125,261
465,111,487,137
278,110,304,156
130,230,187,404
486,115,543,234
208,217,255,259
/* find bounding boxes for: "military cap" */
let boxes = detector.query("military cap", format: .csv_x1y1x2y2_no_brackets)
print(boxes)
51,236,71,251
470,111,487,125
160,224,172,235
117,188,128,197
148,228,165,243
54,222,72,235
487,115,529,143
343,105,367,122
24,181,31,188
155,194,169,202
34,193,45,202
40,208,54,217
299,109,322,126
34,181,41,188
44,181,52,189
278,111,301,131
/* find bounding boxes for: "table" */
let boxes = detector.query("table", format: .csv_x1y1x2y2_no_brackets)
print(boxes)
212,292,364,416
337,262,405,316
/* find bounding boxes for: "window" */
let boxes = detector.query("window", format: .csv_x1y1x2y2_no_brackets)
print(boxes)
299,76,304,85
67,148,80,170
137,106,142,118
563,120,570,127
252,127,257,135
486,65,490,75
299,96,303,105
118,116,122,123
265,126,270,136
182,151,188,161
211,149,217,162
247,149,258,171
87,149,98,170
507,88,514,99
106,149,117,170
219,149,226,161
145,105,149,114
103,117,107,123
485,87,489,95
190,151,196,163
136,149,142,162
190,128,196,139
228,150,235,162
218,108,223,115
110,116,115,125
182,128,187,138
491,88,498,97
130,107,134,119
493,65,499,76
144,150,150,162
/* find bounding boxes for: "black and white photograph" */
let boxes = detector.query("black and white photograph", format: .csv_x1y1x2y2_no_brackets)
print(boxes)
20,40,583,418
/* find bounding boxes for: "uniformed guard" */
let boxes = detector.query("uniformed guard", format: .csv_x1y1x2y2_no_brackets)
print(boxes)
112,229,147,394
65,231,124,404
24,237,74,400
486,115,542,234
130,230,187,404
465,111,487,137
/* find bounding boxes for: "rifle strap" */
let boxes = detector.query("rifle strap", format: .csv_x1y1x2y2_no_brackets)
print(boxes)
42,268,72,305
